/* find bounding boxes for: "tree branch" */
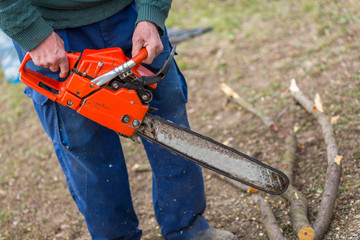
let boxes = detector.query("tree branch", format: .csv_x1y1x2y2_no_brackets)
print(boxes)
290,79,342,240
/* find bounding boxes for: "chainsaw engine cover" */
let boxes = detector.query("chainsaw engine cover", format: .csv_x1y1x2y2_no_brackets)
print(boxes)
20,47,155,137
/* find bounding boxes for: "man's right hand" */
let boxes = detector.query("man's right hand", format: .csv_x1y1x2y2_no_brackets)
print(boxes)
29,31,69,78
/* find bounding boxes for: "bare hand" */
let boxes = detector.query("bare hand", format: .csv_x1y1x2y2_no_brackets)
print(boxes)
132,21,163,65
29,32,69,78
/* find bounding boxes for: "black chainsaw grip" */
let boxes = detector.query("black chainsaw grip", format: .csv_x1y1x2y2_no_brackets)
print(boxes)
142,46,176,86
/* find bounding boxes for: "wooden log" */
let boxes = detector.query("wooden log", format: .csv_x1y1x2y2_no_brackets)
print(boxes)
290,79,342,240
282,185,315,240
282,133,297,185
280,133,315,240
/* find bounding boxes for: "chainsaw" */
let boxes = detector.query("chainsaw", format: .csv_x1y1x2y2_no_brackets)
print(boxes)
19,46,289,195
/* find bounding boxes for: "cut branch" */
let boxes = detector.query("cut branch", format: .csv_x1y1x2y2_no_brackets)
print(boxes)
221,82,314,239
290,79,342,240
281,133,297,185
280,133,315,240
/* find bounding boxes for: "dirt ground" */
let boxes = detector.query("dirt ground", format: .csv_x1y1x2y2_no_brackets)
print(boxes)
1,0,360,239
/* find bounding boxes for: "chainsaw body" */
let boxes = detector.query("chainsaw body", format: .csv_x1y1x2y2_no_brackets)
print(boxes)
19,48,164,137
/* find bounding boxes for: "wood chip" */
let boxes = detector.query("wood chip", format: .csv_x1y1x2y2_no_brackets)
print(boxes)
289,79,300,92
313,93,324,112
334,155,343,165
131,163,151,172
294,191,299,200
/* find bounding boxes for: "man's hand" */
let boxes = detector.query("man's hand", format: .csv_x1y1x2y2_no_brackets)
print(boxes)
29,32,69,78
132,21,163,65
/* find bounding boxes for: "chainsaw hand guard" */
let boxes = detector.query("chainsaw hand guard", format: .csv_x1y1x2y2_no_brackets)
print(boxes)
141,46,176,86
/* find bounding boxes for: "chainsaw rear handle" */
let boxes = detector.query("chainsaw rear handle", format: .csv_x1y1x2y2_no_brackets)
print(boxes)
19,51,81,101
19,48,148,101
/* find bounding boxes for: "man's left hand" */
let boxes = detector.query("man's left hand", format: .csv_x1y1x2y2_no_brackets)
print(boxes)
132,21,163,65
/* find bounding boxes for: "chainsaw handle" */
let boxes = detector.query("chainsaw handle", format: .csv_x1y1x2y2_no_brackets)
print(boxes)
20,51,80,76
131,48,148,65
19,51,80,101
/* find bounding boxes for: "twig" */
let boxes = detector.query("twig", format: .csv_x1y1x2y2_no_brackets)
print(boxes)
252,193,285,240
221,83,275,128
275,106,289,123
290,79,342,240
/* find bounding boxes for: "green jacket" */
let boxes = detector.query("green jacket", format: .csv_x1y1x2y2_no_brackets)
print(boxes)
0,0,172,51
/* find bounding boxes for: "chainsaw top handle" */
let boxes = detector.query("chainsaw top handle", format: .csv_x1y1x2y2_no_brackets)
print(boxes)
131,48,148,65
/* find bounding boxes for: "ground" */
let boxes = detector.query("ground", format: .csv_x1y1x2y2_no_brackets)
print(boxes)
1,0,360,239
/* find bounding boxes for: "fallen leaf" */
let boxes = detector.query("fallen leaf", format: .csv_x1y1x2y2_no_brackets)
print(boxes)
294,123,300,133
313,93,324,112
331,116,340,125
247,187,259,194
334,155,343,165
222,140,230,146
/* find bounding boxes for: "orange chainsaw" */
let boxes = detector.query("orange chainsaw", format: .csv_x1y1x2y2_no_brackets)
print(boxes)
19,47,289,195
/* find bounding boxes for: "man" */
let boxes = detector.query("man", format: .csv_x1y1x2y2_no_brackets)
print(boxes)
0,1,237,239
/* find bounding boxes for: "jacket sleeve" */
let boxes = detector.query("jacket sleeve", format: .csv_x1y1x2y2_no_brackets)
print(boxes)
135,0,172,35
0,0,53,51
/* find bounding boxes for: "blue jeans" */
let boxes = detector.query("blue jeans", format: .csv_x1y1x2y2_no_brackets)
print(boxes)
14,4,209,240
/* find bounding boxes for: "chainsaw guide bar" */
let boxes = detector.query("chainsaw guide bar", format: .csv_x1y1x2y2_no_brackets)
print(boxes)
137,114,289,195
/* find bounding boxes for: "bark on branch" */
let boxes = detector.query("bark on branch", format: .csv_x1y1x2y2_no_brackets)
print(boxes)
280,133,315,240
290,79,342,240
252,193,285,240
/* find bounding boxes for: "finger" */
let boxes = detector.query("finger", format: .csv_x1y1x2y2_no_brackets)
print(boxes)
33,57,49,69
49,64,60,72
59,58,69,78
142,45,156,65
132,42,143,59
143,42,163,65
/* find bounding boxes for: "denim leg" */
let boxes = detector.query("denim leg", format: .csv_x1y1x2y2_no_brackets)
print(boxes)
32,100,141,240
141,41,209,240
